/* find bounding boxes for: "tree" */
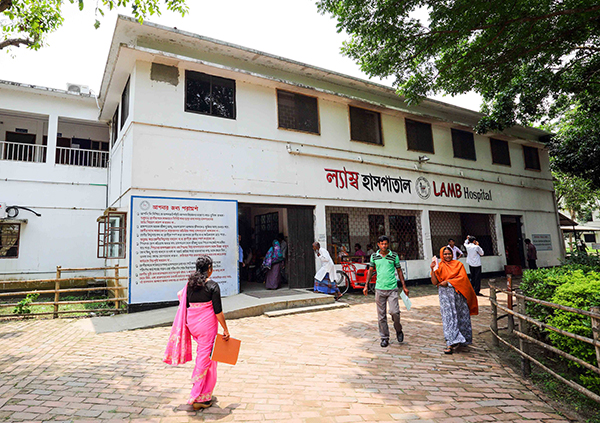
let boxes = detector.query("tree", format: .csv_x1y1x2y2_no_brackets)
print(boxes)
317,0,600,187
1,0,188,50
553,170,600,222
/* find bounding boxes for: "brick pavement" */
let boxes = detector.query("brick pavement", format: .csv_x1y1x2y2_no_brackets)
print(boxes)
0,284,572,422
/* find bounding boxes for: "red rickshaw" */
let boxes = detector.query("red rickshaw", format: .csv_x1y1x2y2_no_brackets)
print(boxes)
335,261,376,294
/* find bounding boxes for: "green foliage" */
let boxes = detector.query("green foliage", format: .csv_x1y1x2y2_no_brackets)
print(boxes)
12,292,40,315
553,170,600,221
1,0,189,50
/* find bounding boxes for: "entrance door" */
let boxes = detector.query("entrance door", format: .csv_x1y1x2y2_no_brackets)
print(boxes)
287,207,315,288
501,215,525,266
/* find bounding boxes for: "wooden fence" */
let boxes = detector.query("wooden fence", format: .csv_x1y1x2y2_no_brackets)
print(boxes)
489,282,600,403
0,265,128,319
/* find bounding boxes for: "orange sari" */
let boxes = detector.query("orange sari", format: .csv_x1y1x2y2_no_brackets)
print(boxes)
434,254,478,316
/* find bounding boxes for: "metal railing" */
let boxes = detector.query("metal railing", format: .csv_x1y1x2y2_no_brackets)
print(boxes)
0,141,47,163
55,146,109,168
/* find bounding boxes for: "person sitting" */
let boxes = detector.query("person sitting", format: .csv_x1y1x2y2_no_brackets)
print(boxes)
366,244,375,256
353,243,366,263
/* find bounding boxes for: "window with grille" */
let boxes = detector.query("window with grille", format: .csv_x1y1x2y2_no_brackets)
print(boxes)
490,138,510,166
120,77,130,129
277,90,319,134
0,223,20,258
350,106,382,145
429,211,497,257
389,215,421,260
368,215,385,248
98,212,127,259
185,70,236,119
254,212,279,255
330,213,350,252
451,128,476,161
405,118,434,153
523,146,541,170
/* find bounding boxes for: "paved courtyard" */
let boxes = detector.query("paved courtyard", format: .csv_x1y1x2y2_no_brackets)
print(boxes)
0,285,571,422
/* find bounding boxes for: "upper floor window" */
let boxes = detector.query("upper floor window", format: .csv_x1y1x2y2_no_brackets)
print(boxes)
185,70,236,119
120,78,130,129
277,90,319,134
523,146,541,170
111,107,119,146
405,118,434,153
350,106,382,145
0,223,20,259
490,138,511,166
451,128,476,161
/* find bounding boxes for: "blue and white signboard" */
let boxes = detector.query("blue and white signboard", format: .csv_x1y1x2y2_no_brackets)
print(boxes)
129,196,238,304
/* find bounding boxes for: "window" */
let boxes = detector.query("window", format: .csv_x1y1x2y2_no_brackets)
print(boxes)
389,215,421,260
111,107,119,145
0,223,20,258
185,70,236,119
98,212,127,259
330,213,350,260
490,138,511,166
405,118,434,153
368,215,385,248
429,211,498,256
349,106,382,145
254,212,279,255
277,90,319,134
584,234,595,243
523,146,541,170
451,128,476,161
120,78,130,129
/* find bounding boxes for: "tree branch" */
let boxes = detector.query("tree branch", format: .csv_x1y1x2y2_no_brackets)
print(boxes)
0,38,35,50
0,0,12,14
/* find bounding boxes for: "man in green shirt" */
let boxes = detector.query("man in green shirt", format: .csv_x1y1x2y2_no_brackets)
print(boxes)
364,235,409,347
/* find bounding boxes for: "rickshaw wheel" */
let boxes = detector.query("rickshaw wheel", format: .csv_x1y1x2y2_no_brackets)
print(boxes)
335,270,350,295
368,282,376,294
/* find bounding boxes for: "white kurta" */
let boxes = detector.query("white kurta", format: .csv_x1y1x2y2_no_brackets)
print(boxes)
314,248,336,281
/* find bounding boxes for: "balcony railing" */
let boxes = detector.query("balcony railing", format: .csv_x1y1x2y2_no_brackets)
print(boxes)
56,147,109,168
0,141,47,163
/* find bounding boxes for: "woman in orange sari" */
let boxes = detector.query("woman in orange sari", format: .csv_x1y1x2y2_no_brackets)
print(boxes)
430,246,478,354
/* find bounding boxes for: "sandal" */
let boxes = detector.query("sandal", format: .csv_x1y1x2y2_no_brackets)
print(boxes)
335,293,343,301
192,400,213,410
443,346,453,355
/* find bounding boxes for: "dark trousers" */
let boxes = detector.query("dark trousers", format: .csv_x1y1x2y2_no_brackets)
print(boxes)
469,265,482,295
528,259,538,270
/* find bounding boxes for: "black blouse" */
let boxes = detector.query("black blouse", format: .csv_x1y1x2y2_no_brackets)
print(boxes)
186,280,223,314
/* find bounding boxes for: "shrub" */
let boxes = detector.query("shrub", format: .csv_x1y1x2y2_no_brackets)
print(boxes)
12,293,40,315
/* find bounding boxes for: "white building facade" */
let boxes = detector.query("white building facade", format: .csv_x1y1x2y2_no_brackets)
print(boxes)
0,16,564,307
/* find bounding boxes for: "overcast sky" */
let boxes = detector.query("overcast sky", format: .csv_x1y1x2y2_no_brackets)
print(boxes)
0,0,481,111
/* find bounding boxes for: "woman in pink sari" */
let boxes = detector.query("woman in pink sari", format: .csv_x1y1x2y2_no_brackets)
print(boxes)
164,255,230,410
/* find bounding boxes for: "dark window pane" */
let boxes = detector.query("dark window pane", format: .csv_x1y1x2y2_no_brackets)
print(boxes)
368,215,385,248
523,146,541,170
277,90,319,134
185,70,236,119
111,106,119,146
405,118,434,153
389,215,420,260
330,213,350,254
120,78,130,129
0,224,20,258
490,138,511,166
451,128,476,161
350,106,382,144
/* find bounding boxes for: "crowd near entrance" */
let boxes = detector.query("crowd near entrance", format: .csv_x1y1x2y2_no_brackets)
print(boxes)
237,204,315,291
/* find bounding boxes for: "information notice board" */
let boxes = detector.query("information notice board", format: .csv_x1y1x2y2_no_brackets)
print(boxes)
129,196,238,304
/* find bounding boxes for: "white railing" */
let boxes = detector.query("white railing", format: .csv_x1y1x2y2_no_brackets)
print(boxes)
0,141,47,163
55,147,109,168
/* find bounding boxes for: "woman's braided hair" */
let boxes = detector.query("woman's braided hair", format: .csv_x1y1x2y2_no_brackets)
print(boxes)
188,255,213,290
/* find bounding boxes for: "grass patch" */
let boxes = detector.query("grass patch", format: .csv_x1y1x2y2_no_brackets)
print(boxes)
0,293,125,318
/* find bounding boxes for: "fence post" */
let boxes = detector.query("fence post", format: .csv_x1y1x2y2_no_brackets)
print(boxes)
114,264,120,311
490,284,499,347
54,266,61,319
517,291,531,377
591,306,600,368
507,274,514,334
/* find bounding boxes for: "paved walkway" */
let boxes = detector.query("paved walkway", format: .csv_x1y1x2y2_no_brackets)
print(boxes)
0,285,571,422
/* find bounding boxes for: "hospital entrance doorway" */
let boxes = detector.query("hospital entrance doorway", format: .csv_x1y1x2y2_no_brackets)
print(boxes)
501,215,525,267
238,204,315,291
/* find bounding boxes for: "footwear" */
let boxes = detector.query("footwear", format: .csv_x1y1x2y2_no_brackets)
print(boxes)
397,330,404,343
192,400,213,410
380,339,389,348
443,346,453,355
335,293,343,301
476,293,485,297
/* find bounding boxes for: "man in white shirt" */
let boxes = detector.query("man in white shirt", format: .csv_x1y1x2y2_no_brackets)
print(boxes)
447,238,463,260
312,242,342,300
464,236,484,296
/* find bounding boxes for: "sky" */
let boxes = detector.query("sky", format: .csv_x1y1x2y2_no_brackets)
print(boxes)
0,0,482,111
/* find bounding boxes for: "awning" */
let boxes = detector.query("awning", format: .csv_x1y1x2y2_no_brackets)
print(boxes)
560,225,600,232
558,212,578,226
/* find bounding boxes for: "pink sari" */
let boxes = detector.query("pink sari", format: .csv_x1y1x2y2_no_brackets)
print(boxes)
164,285,219,404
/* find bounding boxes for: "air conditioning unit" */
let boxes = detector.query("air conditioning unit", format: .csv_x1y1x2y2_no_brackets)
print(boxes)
0,203,7,219
66,83,90,95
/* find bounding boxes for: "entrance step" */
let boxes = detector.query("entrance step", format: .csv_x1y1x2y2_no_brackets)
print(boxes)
264,302,349,317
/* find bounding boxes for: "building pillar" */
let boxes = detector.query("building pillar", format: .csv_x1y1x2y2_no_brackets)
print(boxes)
421,209,433,260
46,114,58,166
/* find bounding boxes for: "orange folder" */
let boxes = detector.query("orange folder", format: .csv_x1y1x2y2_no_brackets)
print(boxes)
210,334,241,365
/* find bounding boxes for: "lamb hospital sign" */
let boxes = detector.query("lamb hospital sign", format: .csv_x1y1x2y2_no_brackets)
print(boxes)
323,167,494,203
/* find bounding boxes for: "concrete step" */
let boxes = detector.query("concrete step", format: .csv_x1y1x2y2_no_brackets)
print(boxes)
264,302,349,317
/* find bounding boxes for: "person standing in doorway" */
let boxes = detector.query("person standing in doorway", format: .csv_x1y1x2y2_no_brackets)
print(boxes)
312,242,343,300
464,236,484,296
447,238,463,260
364,235,409,348
524,238,538,269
